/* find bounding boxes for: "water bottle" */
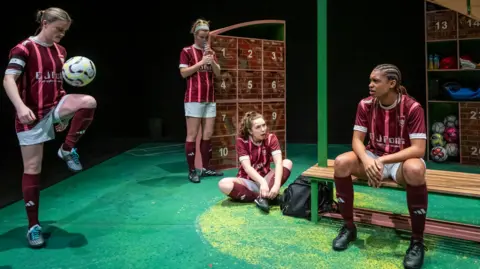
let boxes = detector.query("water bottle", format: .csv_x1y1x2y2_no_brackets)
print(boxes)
434,54,440,69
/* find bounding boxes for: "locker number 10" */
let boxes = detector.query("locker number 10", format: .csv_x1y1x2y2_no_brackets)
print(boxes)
219,147,229,157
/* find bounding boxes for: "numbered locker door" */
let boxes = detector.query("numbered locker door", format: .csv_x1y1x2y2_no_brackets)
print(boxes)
210,135,238,170
211,35,238,101
426,10,457,41
460,102,480,165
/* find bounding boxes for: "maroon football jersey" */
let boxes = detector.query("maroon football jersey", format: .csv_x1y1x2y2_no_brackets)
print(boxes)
354,94,426,156
5,37,67,132
236,133,282,180
179,44,217,103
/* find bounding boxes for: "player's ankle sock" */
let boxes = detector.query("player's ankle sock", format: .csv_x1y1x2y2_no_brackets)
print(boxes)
268,167,291,189
185,141,196,171
63,108,95,151
22,173,40,228
406,183,428,240
229,182,258,202
200,139,210,169
334,175,355,229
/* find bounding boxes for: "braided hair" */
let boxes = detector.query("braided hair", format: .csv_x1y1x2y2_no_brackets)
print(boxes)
371,64,409,151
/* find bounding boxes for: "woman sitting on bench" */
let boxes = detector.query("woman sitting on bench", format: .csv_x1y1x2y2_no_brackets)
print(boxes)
332,64,428,269
217,111,292,213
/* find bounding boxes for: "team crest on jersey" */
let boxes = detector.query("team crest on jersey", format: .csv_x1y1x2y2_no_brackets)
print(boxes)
399,116,405,128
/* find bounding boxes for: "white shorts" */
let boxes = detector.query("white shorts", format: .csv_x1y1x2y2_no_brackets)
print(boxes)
17,95,68,146
184,102,216,118
240,178,260,193
366,150,426,182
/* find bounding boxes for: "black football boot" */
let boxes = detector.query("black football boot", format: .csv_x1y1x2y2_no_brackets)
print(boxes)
403,238,426,269
200,168,224,177
188,169,200,183
332,224,357,251
254,197,270,213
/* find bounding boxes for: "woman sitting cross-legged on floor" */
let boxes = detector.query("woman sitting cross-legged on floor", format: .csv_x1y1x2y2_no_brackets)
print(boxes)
217,111,293,213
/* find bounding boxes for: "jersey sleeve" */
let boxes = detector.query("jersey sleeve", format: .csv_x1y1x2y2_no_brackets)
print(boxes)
268,134,282,156
353,100,369,133
236,138,250,162
407,103,427,140
5,44,29,76
179,49,189,69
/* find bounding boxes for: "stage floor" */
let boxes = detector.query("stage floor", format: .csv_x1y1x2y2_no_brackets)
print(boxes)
0,143,478,269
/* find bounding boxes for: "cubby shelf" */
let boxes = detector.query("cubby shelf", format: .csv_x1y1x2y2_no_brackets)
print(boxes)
425,2,480,166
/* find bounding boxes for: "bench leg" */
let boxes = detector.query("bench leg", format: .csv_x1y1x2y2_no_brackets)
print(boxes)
327,181,334,201
311,180,319,223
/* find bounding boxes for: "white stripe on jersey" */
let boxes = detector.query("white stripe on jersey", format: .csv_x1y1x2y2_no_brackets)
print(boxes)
5,69,22,75
354,125,368,132
272,150,281,156
9,57,26,67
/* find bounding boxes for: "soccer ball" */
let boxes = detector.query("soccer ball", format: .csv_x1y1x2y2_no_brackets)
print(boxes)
444,115,457,128
431,122,445,134
443,127,458,143
431,146,448,162
430,133,446,147
445,143,458,157
62,56,96,87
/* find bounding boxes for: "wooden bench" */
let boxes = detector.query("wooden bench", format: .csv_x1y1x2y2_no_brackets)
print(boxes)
301,159,480,242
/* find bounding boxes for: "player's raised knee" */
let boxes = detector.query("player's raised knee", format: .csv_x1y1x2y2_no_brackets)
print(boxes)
282,159,293,170
82,95,97,109
334,152,356,174
218,177,234,194
402,159,426,186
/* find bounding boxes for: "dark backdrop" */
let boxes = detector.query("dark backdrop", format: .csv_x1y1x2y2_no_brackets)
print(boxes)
0,0,426,205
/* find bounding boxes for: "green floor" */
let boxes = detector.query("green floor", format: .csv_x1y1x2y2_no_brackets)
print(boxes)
0,143,479,269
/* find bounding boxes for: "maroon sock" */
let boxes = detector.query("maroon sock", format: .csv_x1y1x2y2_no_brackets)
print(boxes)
63,108,95,151
406,184,428,240
335,175,355,229
200,139,210,169
229,182,258,202
208,140,213,160
268,167,291,189
185,141,196,171
22,173,41,228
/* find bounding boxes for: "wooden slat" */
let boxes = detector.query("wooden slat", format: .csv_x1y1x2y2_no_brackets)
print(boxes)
302,160,480,198
323,208,480,243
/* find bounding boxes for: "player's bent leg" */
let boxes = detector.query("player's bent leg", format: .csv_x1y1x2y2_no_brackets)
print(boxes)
332,151,363,251
218,177,258,202
266,159,293,189
185,102,204,183
20,143,46,248
394,159,427,269
256,159,293,211
55,94,97,172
